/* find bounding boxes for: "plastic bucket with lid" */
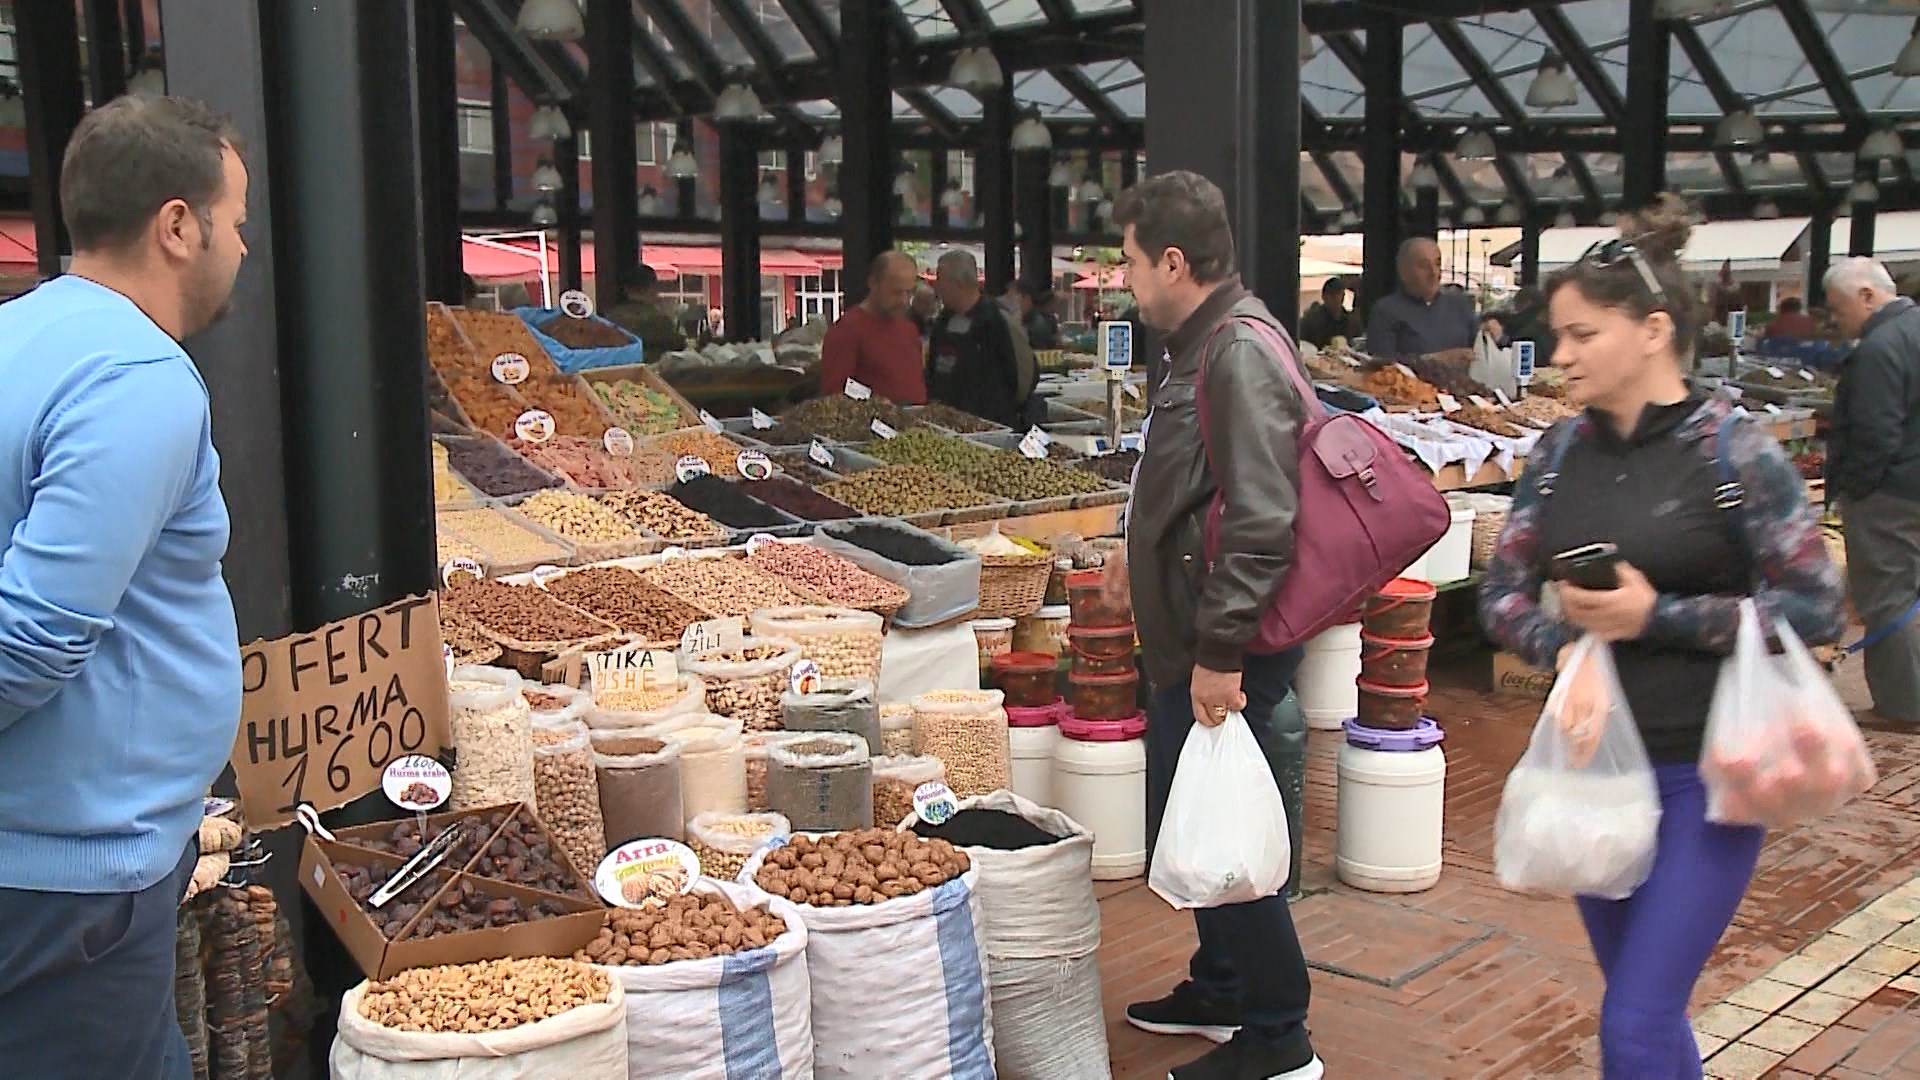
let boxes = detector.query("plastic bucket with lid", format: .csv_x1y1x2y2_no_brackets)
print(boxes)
1359,631,1435,689
1007,701,1065,807
1053,712,1147,879
1337,717,1446,893
970,617,1017,672
1069,669,1140,721
991,651,1061,708
1362,578,1438,640
1013,604,1073,657
1356,677,1428,731
1065,569,1132,628
1298,622,1363,731
1069,623,1137,677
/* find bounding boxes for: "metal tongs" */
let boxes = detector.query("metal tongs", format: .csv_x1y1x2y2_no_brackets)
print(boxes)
369,823,463,909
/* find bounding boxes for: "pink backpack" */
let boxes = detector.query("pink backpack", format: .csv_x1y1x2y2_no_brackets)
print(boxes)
1198,316,1451,652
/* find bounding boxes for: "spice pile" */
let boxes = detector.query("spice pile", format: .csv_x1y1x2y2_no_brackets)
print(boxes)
538,315,633,350
515,491,650,549
600,490,729,544
778,397,920,442
589,378,689,436
443,436,562,498
449,309,607,437
1449,405,1527,438
745,542,909,611
820,465,1000,518
437,507,570,569
648,430,749,478
914,402,1001,433
443,578,615,643
736,477,860,521
863,429,1107,502
507,435,652,490
827,522,962,566
543,565,711,640
639,558,804,619
668,475,793,531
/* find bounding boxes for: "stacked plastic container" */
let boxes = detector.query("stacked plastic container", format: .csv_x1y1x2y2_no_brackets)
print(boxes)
1047,570,1149,879
1356,578,1437,731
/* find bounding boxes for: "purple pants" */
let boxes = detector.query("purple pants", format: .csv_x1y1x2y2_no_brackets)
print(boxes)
1577,763,1764,1080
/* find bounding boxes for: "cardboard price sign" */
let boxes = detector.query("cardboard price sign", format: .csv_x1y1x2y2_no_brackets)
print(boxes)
680,616,745,656
229,594,452,829
589,647,678,697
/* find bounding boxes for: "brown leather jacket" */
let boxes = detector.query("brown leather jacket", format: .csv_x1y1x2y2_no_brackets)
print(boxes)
1127,278,1308,690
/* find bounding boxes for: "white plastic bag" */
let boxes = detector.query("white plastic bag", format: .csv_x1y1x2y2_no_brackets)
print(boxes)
1703,600,1876,828
330,977,628,1080
1148,712,1291,909
1494,636,1660,899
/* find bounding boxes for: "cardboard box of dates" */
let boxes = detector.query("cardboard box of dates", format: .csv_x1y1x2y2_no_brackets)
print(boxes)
299,802,606,980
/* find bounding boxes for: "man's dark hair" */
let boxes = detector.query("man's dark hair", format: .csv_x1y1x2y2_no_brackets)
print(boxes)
60,94,242,253
623,263,660,293
1778,296,1804,315
1322,276,1347,298
1111,171,1236,284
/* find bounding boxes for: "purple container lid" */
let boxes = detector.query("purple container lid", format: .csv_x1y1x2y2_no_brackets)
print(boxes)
1342,716,1445,751
1007,699,1068,728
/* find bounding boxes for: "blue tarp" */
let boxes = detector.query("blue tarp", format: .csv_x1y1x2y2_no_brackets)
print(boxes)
512,306,644,373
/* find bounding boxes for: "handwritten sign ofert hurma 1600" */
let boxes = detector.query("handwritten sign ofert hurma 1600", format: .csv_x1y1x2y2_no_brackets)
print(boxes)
228,593,452,828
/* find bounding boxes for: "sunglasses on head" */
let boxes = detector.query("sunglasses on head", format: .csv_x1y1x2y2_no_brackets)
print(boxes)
1578,234,1668,302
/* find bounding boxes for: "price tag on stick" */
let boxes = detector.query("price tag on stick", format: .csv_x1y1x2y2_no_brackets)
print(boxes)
870,419,898,440
751,408,776,430
844,378,872,401
808,441,835,468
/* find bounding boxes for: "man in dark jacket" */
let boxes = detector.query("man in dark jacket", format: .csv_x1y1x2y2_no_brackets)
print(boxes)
1103,171,1322,1080
1826,256,1920,724
927,250,1029,427
1296,276,1359,349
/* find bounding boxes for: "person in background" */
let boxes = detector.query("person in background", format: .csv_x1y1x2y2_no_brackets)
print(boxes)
910,281,940,336
818,251,927,404
1503,285,1559,365
599,263,688,358
1297,276,1360,350
1479,311,1507,346
1481,195,1844,1076
1025,285,1062,350
1365,237,1477,357
1000,279,1027,321
0,94,251,1079
926,250,1030,427
1764,296,1819,341
1824,256,1920,726
1103,170,1323,1080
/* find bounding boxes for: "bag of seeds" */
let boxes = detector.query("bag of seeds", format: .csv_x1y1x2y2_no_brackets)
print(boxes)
745,732,809,811
879,703,915,757
779,679,881,754
910,689,1012,799
812,522,983,630
532,717,609,879
686,810,792,883
582,674,706,732
765,733,873,832
871,755,946,829
447,666,536,812
589,729,685,846
749,606,885,682
525,682,591,726
657,715,749,825
682,637,803,733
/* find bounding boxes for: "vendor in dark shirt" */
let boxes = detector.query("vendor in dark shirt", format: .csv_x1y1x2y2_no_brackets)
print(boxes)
927,250,1028,427
1364,237,1477,357
1298,277,1360,349
1024,286,1061,350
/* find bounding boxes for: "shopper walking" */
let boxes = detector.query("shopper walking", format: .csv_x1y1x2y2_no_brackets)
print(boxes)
1101,171,1322,1080
1481,195,1845,1079
926,250,1032,427
1823,256,1920,726
0,95,249,1079
819,250,927,404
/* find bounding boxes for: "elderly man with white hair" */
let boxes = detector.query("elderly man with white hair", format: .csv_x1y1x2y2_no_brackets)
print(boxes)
926,249,1032,427
1826,255,1920,725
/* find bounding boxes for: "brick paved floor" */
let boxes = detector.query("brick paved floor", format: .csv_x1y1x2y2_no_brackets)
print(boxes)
1096,658,1920,1079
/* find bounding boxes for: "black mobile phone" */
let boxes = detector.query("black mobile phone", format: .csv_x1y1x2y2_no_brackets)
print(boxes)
1552,542,1622,590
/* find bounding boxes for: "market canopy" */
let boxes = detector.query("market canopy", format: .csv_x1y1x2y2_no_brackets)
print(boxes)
461,236,825,283
1497,217,1823,275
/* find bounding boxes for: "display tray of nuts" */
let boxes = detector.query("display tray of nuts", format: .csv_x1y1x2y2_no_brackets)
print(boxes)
540,564,714,640
575,889,791,967
750,828,970,907
330,804,596,902
354,957,612,1034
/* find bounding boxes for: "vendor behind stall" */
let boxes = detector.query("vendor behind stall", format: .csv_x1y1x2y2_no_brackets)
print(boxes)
1364,237,1477,357
927,250,1031,427
600,264,688,358
819,250,927,403
1297,276,1360,349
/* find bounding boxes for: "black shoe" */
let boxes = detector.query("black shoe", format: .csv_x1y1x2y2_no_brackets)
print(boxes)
1168,1030,1324,1080
1126,981,1243,1043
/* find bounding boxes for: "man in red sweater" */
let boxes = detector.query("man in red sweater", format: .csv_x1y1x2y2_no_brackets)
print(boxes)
820,250,927,403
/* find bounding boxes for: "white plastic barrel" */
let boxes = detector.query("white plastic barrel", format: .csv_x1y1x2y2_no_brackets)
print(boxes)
1336,733,1446,893
1426,500,1476,585
1009,722,1062,808
1399,545,1432,584
1297,622,1362,731
1052,714,1147,880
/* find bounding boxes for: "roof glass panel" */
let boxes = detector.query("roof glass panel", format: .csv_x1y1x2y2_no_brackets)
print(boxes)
1302,48,1364,120
744,0,816,61
1819,9,1920,114
1069,0,1134,14
1402,25,1495,119
1085,59,1144,118
634,11,693,79
1014,69,1091,120
1687,8,1829,116
926,85,985,122
1557,1,1631,102
669,0,753,68
984,0,1048,29
895,0,959,39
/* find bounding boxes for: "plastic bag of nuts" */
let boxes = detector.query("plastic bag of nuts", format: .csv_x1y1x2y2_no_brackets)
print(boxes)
686,810,792,884
447,667,537,811
525,682,590,725
682,637,803,733
911,689,1012,799
531,718,607,879
871,755,947,829
583,674,706,731
588,729,685,846
745,731,808,811
749,606,885,682
654,714,748,825
779,679,881,755
765,733,873,833
880,703,915,757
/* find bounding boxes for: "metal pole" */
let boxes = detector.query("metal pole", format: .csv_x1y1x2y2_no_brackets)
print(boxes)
586,0,639,310
16,0,84,278
1360,9,1403,316
81,0,128,104
555,123,584,293
839,0,893,304
719,124,764,342
980,81,1016,296
414,0,464,304
1624,0,1670,208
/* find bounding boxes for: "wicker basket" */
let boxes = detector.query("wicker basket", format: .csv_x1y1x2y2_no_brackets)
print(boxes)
976,548,1054,619
1458,493,1512,570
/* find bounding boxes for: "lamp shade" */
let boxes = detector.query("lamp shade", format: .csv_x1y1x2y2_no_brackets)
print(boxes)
1897,19,1920,78
758,178,781,204
1079,179,1106,202
127,66,166,97
1496,202,1522,225
1715,109,1764,149
516,0,585,41
532,160,563,192
531,201,558,226
1851,179,1881,204
1554,210,1578,229
819,134,844,166
824,195,843,217
1753,198,1780,220
1460,205,1487,226
1011,116,1053,151
1524,51,1580,110
1048,161,1075,188
1408,159,1441,190
1745,152,1774,185
1456,125,1497,160
894,171,917,197
1861,128,1905,162
666,144,698,179
715,83,764,121
940,185,965,210
638,189,662,216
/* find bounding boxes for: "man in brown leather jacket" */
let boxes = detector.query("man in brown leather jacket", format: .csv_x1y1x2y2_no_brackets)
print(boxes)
1103,172,1320,1080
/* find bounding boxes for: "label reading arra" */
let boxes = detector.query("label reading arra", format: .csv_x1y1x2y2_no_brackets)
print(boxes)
515,410,555,443
681,616,746,656
382,754,451,812
844,378,872,401
558,289,594,319
491,353,530,385
595,839,700,907
737,450,773,481
675,455,712,483
603,427,635,456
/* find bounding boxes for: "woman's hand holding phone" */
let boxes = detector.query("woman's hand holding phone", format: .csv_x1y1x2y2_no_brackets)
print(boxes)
1560,562,1658,643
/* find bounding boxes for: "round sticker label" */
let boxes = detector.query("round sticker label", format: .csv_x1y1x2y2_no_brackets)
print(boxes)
659,546,687,562
382,754,452,812
603,427,635,456
491,352,530,385
675,455,711,483
913,781,958,826
531,564,564,588
204,796,237,818
516,409,556,443
595,838,702,907
558,289,594,319
440,557,483,588
744,533,778,556
737,450,773,481
790,658,822,696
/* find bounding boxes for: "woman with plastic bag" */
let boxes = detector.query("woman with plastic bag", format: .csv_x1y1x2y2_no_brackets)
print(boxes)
1479,194,1848,1079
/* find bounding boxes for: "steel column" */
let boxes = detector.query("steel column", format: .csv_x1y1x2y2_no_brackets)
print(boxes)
586,0,639,310
787,144,809,223
122,0,145,64
980,83,1016,295
1623,0,1669,209
1809,204,1833,300
555,127,584,292
719,126,764,342
491,64,514,210
415,0,463,304
1851,203,1877,259
1360,11,1403,316
1520,212,1543,290
81,0,127,104
1017,150,1053,288
1413,188,1441,240
675,120,698,220
16,0,84,278
1120,149,1139,190
930,148,951,230
839,0,893,304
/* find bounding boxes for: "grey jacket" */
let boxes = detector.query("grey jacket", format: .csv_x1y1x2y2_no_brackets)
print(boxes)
1127,278,1308,689
1830,296,1920,504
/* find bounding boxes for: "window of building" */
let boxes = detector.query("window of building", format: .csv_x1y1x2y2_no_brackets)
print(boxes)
457,100,492,155
796,269,843,324
577,129,592,160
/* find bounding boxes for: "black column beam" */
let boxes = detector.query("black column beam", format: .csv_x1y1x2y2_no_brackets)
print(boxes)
1016,150,1053,288
718,126,763,342
980,83,1016,295
1778,0,1912,186
840,0,893,304
1359,12,1402,315
1622,0,1668,209
1324,31,1472,215
787,144,809,223
17,0,84,278
900,90,963,143
675,120,699,221
711,0,819,143
1240,3,1300,331
81,0,127,104
1808,203,1832,300
1120,149,1139,190
491,63,515,210
416,0,464,304
121,0,145,67
586,0,639,311
930,147,951,230
1520,211,1543,289
1051,66,1130,134
1850,178,1877,259
778,0,839,61
554,125,584,292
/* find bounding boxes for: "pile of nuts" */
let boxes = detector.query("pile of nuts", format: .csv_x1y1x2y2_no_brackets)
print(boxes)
592,379,689,435
1075,449,1141,483
914,402,1001,433
449,308,606,436
911,690,1012,798
820,465,1001,518
439,606,502,666
437,530,486,569
444,578,615,644
745,543,909,613
447,675,536,811
872,775,919,828
647,430,749,478
763,450,841,486
514,491,648,548
357,958,610,1034
600,490,729,544
443,436,563,497
1356,366,1441,408
578,893,788,966
640,558,804,619
1504,395,1579,427
532,727,608,881
749,606,884,681
685,642,800,732
595,684,691,713
865,430,1108,502
544,566,711,640
1449,404,1527,438
464,808,595,899
437,507,571,568
779,397,919,443
737,478,860,521
539,315,633,351
752,829,969,907
688,813,787,881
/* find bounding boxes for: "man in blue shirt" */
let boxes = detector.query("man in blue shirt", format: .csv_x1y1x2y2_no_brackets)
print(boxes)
0,95,248,1078
1364,237,1478,357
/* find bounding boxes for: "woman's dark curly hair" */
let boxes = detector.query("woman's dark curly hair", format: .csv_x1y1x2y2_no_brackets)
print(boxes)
1544,192,1704,355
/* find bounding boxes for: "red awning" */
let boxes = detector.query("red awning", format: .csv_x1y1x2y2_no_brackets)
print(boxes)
462,237,607,282
463,238,820,282
1072,267,1127,290
0,219,37,269
642,244,823,275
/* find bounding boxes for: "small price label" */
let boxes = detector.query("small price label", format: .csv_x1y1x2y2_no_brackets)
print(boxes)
515,409,555,443
871,419,898,440
737,450,773,481
659,546,687,561
1437,393,1461,413
596,839,701,906
440,557,483,588
1025,426,1052,447
442,643,455,680
1018,431,1048,459
492,352,530,385
382,754,451,812
790,658,822,695
1119,432,1145,452
751,408,776,430
603,427,635,456
913,781,959,826
1800,369,1817,382
1342,354,1363,368
1764,402,1783,414
675,455,711,483
1494,387,1513,406
558,289,594,319
530,564,564,588
1123,382,1142,400
744,534,778,555
699,409,724,433
844,378,872,401
589,646,677,698
1765,365,1786,379
808,441,834,467
680,616,745,656
1468,394,1493,410
1393,362,1418,378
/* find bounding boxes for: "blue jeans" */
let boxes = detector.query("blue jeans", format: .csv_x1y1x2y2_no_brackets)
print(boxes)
1577,763,1764,1080
1145,647,1311,1041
